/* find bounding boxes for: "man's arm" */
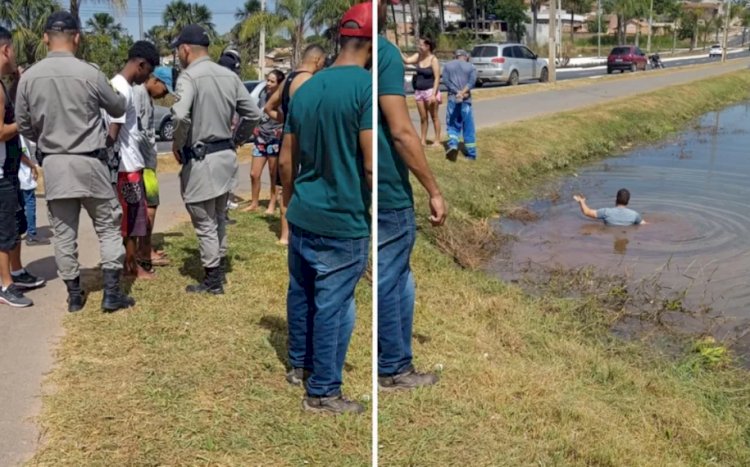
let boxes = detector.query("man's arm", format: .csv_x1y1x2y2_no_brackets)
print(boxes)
359,130,373,189
14,79,35,142
95,71,126,119
574,195,598,219
170,73,196,152
235,76,262,124
0,88,18,142
279,132,298,207
380,94,446,226
264,82,284,124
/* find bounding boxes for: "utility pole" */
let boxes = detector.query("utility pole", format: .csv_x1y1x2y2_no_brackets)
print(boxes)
259,0,267,78
138,0,144,40
646,0,654,52
721,0,731,62
549,0,557,82
597,0,602,57
473,0,479,41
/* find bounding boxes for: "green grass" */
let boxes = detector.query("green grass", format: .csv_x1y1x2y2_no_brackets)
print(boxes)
379,70,750,465
31,214,372,465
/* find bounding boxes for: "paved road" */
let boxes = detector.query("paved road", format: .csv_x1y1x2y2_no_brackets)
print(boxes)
2,58,749,466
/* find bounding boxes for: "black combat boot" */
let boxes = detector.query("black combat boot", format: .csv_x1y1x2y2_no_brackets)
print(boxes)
64,277,86,313
185,267,224,295
101,269,136,313
219,257,228,284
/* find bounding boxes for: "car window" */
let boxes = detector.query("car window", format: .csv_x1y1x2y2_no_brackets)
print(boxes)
611,47,630,55
520,46,536,59
472,46,498,58
636,48,644,56
512,46,524,58
502,46,514,58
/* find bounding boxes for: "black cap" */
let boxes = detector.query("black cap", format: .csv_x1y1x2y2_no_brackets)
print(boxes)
218,49,241,74
45,11,80,33
170,24,210,48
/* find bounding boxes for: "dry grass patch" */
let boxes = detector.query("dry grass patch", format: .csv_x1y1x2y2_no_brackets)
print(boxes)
32,212,372,466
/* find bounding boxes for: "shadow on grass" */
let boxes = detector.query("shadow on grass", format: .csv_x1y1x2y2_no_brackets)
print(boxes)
259,315,289,369
262,215,281,238
79,267,134,295
178,247,203,282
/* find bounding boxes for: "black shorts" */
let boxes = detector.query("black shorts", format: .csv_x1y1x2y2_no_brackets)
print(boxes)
0,178,27,252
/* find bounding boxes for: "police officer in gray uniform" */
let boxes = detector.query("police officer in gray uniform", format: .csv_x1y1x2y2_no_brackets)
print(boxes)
170,25,261,294
15,11,135,313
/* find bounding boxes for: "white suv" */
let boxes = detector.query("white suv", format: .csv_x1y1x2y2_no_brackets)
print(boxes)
470,43,549,87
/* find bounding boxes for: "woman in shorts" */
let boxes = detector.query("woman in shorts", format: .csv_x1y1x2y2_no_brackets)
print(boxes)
403,37,442,146
244,69,285,213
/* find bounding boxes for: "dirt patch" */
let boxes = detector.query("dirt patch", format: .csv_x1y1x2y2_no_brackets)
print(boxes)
504,207,540,223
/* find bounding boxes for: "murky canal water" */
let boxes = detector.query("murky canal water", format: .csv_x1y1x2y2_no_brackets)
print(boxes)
490,102,750,353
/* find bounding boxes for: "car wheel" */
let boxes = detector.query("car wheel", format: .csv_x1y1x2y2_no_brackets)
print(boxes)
539,67,549,83
607,67,612,74
159,119,174,141
475,80,483,88
630,63,636,72
508,70,519,86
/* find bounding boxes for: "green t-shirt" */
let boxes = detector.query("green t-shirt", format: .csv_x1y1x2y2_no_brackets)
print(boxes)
378,36,414,210
284,66,372,239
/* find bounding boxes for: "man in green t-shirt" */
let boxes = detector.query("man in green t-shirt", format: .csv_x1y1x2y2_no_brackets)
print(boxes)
377,0,447,391
279,2,373,415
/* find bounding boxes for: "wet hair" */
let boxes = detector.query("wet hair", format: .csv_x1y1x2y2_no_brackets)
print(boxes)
0,26,11,45
268,69,285,83
339,21,372,49
421,37,436,52
616,189,630,206
128,40,160,68
302,44,325,61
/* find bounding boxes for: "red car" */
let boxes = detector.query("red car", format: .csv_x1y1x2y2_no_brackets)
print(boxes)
607,46,648,74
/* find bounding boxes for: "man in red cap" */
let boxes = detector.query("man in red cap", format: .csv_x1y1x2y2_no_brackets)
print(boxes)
377,0,447,391
279,1,373,415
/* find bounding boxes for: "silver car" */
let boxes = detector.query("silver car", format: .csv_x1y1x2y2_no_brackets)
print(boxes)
470,43,549,86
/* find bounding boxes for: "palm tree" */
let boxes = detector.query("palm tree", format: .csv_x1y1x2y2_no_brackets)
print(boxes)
240,0,317,67
311,0,358,50
85,12,125,39
146,24,171,55
70,0,127,29
235,0,261,21
563,0,593,44
163,0,216,40
1,0,62,64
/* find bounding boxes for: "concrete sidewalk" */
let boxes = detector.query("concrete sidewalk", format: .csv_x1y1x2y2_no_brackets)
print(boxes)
2,58,749,466
410,58,750,135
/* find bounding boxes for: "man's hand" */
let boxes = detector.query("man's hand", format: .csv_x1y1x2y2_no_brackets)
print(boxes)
30,164,38,181
429,194,447,226
573,194,585,203
172,142,181,164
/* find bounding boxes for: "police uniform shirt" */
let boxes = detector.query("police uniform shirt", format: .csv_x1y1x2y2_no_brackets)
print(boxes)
171,56,261,204
15,51,126,200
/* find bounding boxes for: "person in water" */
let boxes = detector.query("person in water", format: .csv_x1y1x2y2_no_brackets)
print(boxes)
574,188,646,226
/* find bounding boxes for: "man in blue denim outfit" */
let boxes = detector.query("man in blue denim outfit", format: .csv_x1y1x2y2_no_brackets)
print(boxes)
279,2,373,415
443,49,477,160
377,0,447,391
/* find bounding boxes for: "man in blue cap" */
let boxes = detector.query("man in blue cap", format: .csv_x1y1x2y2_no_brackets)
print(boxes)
133,66,174,270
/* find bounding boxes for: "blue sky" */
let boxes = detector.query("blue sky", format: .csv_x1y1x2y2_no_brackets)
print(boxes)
78,0,273,38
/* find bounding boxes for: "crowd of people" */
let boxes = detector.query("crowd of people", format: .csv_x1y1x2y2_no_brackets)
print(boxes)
0,0,458,416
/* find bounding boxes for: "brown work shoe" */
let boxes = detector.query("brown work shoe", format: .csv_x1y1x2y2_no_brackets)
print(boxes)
379,368,439,392
302,395,365,415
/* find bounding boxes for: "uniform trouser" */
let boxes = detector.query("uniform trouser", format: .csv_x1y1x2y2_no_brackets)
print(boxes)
446,98,477,158
377,207,417,376
47,197,125,281
185,193,229,268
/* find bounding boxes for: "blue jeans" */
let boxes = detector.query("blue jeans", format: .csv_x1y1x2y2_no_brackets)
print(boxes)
21,189,36,237
446,97,477,159
287,224,369,397
377,207,417,376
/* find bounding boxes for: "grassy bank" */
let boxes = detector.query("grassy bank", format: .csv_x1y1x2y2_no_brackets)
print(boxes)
380,70,750,465
32,214,372,465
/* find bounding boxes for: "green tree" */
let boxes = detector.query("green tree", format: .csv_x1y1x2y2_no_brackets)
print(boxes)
82,32,133,77
69,0,127,29
163,0,216,40
85,12,125,39
493,0,529,42
146,24,171,55
563,0,594,43
240,0,317,67
604,0,648,44
311,0,358,51
0,0,62,65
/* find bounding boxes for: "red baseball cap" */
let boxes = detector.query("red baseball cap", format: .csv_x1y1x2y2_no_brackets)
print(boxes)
340,2,373,38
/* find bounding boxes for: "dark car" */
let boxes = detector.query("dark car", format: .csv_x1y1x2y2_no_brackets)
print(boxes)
154,105,174,141
607,46,648,74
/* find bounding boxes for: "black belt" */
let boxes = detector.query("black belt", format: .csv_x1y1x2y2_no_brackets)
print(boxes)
181,139,235,163
38,148,108,166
